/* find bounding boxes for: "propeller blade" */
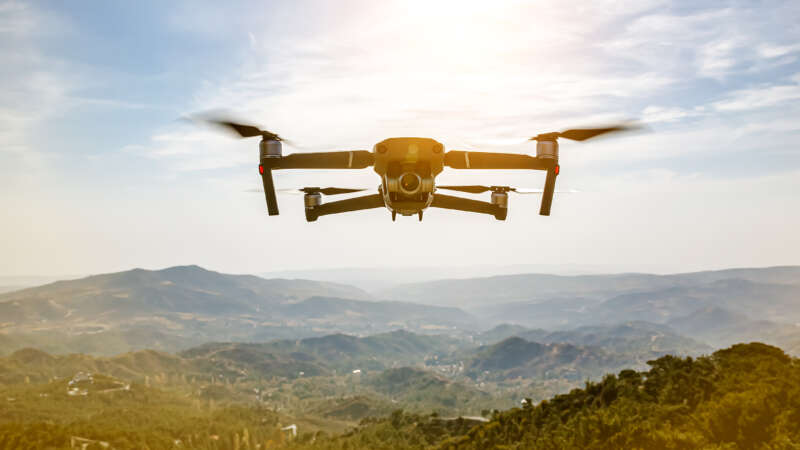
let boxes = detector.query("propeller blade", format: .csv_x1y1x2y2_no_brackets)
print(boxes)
436,185,492,194
512,188,579,194
530,123,639,142
307,187,369,195
191,114,287,141
558,125,632,141
274,187,370,195
215,120,267,138
436,185,579,194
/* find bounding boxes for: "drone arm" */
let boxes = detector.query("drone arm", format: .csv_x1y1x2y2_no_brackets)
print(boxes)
260,169,280,215
263,151,374,170
444,150,559,216
539,166,558,216
430,193,505,219
306,193,385,221
443,151,552,170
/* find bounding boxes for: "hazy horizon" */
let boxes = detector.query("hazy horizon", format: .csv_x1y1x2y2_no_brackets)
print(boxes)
3,261,798,288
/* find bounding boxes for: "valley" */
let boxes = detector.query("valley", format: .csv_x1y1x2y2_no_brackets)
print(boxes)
1,265,799,448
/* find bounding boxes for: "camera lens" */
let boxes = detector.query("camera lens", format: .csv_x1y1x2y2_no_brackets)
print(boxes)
400,172,420,193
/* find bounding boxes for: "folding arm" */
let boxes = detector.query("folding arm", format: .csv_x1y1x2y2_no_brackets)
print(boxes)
430,193,506,220
259,150,374,216
443,150,558,217
305,194,385,222
262,151,374,170
444,151,552,170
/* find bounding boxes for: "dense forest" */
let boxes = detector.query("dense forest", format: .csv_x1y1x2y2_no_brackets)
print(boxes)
1,342,797,449
292,343,800,449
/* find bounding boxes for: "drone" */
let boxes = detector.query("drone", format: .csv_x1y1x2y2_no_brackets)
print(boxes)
206,117,634,222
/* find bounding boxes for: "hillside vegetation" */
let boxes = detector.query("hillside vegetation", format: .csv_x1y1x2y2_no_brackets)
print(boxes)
295,343,800,449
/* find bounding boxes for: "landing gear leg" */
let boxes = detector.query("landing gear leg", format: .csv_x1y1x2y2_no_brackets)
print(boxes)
418,211,423,222
392,211,397,222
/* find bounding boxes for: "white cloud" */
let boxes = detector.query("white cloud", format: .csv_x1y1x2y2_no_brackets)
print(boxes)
608,5,800,80
641,106,703,123
0,2,76,185
139,0,682,172
758,43,800,59
713,75,800,112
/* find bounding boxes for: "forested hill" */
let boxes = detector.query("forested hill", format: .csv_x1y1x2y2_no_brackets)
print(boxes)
295,343,800,449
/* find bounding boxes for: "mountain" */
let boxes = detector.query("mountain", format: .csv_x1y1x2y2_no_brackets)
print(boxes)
0,347,209,385
530,321,711,356
381,266,800,309
0,265,370,326
0,266,475,355
586,279,800,324
475,324,539,345
451,268,800,341
262,264,617,292
181,330,464,376
364,367,491,410
667,306,800,353
476,321,710,358
460,337,631,382
0,330,463,385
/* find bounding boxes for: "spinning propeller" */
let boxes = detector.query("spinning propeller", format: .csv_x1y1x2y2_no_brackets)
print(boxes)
193,110,637,221
280,187,369,195
530,124,637,142
436,185,578,194
210,119,289,142
200,115,374,216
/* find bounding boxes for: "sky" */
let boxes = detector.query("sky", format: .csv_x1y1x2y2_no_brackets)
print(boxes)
1,0,799,277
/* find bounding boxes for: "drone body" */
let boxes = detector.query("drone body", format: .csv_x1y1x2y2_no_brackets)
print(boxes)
208,118,632,222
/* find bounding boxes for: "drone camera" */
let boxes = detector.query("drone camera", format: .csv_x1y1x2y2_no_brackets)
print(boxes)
399,172,421,195
385,171,433,196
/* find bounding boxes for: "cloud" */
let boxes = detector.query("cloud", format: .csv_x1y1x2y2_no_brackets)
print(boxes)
758,43,800,59
713,74,800,112
608,4,800,80
0,2,76,185
641,106,703,123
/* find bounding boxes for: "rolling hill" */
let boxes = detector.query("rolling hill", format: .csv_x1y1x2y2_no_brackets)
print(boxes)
461,337,631,382
0,266,475,355
382,266,800,310
477,321,711,358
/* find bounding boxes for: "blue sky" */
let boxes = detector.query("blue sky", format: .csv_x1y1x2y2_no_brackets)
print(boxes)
1,0,799,277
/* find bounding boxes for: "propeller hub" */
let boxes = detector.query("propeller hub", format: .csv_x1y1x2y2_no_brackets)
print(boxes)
533,132,560,141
